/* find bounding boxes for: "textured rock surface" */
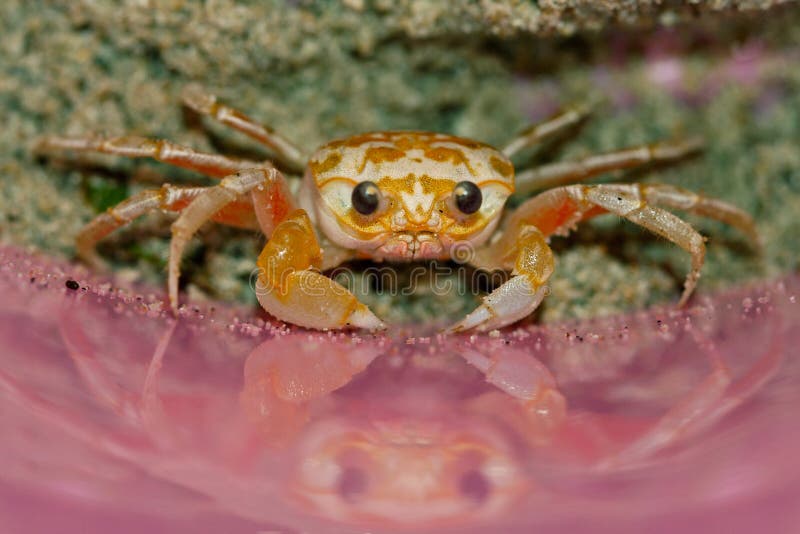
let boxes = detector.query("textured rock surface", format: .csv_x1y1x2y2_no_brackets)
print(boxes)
1,0,799,324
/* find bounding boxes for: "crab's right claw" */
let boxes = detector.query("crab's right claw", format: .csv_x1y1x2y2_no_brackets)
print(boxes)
254,210,385,331
445,226,554,333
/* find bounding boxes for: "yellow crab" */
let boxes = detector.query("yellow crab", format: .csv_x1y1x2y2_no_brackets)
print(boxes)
36,86,758,331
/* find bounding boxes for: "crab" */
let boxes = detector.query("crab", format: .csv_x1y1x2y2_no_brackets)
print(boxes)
35,86,759,331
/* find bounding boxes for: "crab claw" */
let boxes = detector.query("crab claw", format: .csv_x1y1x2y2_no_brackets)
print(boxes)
457,339,567,443
445,278,548,333
346,303,386,330
444,225,554,334
254,210,386,331
241,333,384,444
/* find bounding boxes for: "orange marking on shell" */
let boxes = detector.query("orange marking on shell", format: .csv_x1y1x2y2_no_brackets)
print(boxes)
490,156,514,179
325,132,392,149
316,176,358,189
327,131,485,153
344,206,393,236
376,174,454,198
393,134,429,152
475,178,515,192
358,146,406,172
428,133,489,150
318,131,497,153
423,147,476,175
310,152,342,175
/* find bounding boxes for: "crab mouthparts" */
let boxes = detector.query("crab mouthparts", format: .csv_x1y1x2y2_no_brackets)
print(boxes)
375,232,447,260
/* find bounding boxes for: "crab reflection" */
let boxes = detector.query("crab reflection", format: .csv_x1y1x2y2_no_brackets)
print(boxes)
50,308,537,526
43,296,781,527
0,287,785,531
240,323,783,528
241,335,529,522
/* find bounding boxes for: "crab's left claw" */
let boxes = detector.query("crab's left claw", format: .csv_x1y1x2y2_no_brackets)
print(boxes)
255,210,385,331
446,226,554,333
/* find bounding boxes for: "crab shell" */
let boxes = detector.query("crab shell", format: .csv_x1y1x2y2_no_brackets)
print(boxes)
298,131,516,261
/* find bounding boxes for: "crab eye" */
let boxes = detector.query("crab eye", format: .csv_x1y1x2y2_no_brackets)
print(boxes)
453,181,482,215
351,181,381,215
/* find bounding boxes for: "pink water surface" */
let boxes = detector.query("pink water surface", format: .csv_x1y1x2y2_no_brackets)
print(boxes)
0,246,798,533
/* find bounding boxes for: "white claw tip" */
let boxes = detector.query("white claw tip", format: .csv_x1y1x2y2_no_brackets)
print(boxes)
443,305,493,335
347,306,386,331
442,322,467,335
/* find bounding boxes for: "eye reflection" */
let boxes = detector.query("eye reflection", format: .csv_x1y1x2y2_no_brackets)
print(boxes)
338,465,369,502
458,469,491,503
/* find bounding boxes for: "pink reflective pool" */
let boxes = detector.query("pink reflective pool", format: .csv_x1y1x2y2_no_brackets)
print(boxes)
1,246,798,533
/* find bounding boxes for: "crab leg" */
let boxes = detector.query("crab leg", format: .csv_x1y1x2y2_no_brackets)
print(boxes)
451,183,757,332
139,320,178,446
597,318,784,469
640,183,761,246
253,210,384,330
181,84,306,173
0,366,150,461
168,168,296,310
75,184,259,269
502,105,593,159
509,184,757,246
34,135,268,179
514,138,703,195
59,305,145,422
59,310,179,448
